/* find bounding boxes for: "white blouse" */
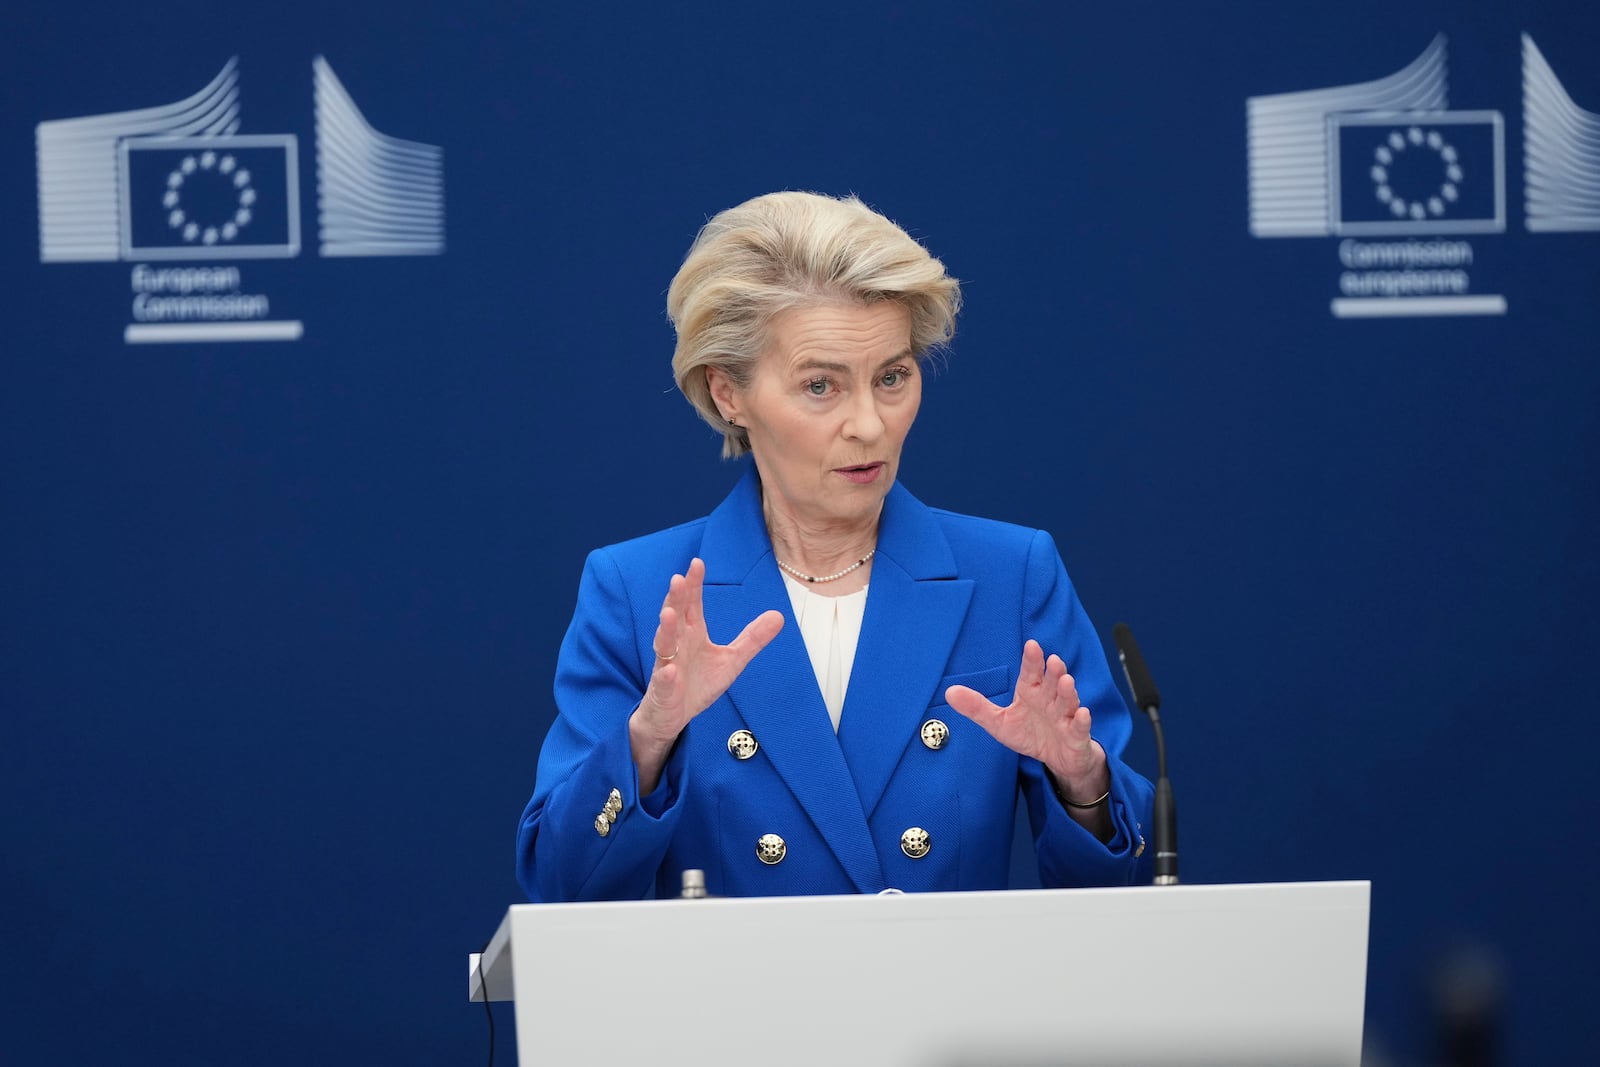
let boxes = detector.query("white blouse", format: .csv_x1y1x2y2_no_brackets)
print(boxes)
780,573,868,733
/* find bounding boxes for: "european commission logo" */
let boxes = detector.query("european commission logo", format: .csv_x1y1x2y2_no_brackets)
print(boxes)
35,57,444,343
1246,33,1598,319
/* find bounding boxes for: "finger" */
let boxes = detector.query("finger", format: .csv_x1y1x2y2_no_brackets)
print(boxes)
652,604,682,666
662,567,683,600
1055,669,1081,711
728,609,785,667
1020,640,1045,685
1062,697,1093,739
1043,654,1068,689
945,684,1002,728
1020,655,1065,718
661,570,686,620
682,558,706,629
1042,662,1079,713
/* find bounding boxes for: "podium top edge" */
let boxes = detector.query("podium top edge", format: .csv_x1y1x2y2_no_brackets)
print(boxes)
498,880,1371,916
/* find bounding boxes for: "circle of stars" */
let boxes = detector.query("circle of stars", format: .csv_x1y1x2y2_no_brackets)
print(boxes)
1369,126,1463,222
162,150,257,245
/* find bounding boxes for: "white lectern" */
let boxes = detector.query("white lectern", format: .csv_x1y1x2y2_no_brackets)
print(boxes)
471,881,1368,1066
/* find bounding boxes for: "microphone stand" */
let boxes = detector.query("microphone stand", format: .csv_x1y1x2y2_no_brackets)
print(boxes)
1113,623,1178,886
1144,702,1179,886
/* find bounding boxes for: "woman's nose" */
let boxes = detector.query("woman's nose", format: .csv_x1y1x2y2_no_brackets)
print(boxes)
843,393,886,441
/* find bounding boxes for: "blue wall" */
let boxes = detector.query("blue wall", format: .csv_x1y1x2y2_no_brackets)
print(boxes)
4,2,1596,1063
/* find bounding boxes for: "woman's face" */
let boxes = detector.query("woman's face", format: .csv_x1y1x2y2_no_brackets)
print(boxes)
709,300,921,534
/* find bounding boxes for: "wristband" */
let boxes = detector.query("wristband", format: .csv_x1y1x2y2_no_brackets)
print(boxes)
1060,788,1109,810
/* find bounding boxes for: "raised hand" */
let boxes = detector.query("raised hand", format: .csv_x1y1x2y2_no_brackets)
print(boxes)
944,639,1109,805
629,558,784,793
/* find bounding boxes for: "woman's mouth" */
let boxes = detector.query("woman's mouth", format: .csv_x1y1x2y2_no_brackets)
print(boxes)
835,462,885,485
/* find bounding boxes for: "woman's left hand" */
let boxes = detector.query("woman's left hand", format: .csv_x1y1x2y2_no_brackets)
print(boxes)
944,639,1110,804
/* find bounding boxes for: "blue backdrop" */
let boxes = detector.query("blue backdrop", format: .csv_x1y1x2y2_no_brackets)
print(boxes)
4,2,1597,1063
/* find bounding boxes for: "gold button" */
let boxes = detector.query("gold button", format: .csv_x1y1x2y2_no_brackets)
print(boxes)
1135,835,1146,858
900,827,931,859
594,814,611,837
604,788,623,817
727,729,759,760
919,719,950,750
755,833,786,865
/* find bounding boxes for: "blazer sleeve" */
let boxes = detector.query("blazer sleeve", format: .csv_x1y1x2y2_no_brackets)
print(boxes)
1016,529,1156,888
515,548,690,901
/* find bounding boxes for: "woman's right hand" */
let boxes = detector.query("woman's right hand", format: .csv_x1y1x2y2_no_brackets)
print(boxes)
628,557,784,794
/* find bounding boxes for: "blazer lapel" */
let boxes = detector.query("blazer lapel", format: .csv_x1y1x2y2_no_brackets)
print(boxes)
836,483,973,818
700,466,887,894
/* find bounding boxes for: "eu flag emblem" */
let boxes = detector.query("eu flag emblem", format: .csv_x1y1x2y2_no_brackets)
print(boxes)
1328,111,1504,235
118,135,300,259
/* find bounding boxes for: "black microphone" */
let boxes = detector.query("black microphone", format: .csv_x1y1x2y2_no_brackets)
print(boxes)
1113,623,1178,886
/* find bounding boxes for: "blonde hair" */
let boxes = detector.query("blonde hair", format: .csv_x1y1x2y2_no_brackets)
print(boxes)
667,191,962,458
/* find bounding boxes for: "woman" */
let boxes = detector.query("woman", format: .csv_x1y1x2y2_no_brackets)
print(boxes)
517,191,1153,901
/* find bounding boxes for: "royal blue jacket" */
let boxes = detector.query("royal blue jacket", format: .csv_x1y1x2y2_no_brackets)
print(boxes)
517,465,1154,900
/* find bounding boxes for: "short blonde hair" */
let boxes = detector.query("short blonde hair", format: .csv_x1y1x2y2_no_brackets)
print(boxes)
668,191,962,458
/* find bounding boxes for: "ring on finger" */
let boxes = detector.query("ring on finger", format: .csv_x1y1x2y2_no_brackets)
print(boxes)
655,647,678,663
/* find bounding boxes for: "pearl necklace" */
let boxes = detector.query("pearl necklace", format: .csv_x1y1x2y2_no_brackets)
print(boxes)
776,549,876,584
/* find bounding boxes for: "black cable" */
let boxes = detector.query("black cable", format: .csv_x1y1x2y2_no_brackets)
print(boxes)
475,938,495,1067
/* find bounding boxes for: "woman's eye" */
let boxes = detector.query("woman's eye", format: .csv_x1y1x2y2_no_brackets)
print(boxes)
881,368,907,387
805,379,830,396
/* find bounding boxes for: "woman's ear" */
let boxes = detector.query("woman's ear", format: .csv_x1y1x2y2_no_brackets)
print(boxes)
705,366,739,424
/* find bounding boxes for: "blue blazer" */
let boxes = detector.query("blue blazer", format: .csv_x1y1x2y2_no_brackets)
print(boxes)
517,464,1154,900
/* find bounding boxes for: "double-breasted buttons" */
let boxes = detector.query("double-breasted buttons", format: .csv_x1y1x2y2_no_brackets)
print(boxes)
727,729,759,760
594,788,624,837
755,833,787,865
919,719,950,750
900,827,931,859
